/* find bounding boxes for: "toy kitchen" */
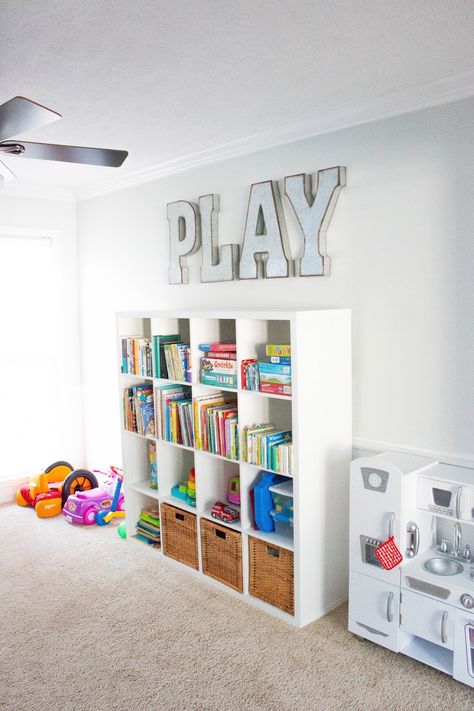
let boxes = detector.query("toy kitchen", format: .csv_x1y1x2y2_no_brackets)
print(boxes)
349,450,474,688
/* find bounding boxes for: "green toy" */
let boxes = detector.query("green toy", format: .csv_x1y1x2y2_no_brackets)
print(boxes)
118,520,127,539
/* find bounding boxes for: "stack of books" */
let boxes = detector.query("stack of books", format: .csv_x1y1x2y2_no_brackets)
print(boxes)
153,334,192,382
258,344,292,396
135,506,161,548
200,343,237,388
121,336,153,377
193,392,238,459
241,423,293,475
123,384,155,437
154,384,193,446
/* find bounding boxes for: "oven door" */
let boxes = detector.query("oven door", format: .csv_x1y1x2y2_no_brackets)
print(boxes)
417,478,465,519
453,610,474,687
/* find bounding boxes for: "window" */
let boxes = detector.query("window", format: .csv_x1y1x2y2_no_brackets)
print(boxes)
0,234,60,479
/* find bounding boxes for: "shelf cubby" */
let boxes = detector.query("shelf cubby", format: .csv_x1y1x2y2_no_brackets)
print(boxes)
117,309,351,627
156,442,195,503
194,450,241,529
124,487,161,541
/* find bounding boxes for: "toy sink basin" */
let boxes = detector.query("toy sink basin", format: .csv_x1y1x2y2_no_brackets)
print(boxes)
424,557,464,576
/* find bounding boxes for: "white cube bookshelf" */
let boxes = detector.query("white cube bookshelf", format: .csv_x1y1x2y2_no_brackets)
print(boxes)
117,309,351,627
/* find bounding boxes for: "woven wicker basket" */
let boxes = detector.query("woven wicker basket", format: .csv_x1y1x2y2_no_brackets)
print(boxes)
161,502,199,570
248,536,294,614
200,518,243,593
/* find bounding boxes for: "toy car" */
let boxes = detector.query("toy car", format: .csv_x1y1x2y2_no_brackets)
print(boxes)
62,468,125,525
211,501,240,523
16,461,98,518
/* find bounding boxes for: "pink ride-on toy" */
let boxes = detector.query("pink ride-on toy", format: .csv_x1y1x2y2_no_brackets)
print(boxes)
62,467,125,525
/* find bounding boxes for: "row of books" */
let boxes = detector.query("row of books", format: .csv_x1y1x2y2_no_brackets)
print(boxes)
123,384,155,437
193,392,239,460
241,423,293,475
200,342,237,388
134,506,161,548
241,344,292,396
163,342,192,382
121,337,153,377
153,334,192,382
154,384,194,446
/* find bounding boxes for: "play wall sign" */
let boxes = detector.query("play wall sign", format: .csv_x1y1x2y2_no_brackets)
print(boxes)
167,166,345,284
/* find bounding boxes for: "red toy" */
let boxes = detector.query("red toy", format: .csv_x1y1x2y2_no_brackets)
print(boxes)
211,501,240,524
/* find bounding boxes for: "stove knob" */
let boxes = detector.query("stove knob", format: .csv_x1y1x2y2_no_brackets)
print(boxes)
461,594,474,609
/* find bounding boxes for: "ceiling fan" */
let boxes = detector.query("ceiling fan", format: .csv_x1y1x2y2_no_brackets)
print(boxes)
0,96,128,182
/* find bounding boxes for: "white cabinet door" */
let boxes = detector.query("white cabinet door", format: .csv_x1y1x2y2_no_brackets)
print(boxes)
349,458,402,585
453,609,474,688
401,589,455,650
348,571,400,652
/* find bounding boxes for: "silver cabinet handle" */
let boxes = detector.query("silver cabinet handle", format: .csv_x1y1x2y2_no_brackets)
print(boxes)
456,488,462,519
386,592,394,623
388,512,395,539
406,522,420,558
441,611,448,644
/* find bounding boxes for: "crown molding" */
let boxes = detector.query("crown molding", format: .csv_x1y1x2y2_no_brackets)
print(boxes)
75,70,474,203
0,181,75,202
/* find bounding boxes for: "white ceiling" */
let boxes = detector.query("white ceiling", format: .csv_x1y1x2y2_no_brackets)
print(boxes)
1,0,474,198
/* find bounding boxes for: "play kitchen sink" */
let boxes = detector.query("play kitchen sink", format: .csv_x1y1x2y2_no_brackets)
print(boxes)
424,557,464,576
349,451,474,688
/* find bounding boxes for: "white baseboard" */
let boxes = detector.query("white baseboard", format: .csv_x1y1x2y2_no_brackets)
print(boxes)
0,476,28,505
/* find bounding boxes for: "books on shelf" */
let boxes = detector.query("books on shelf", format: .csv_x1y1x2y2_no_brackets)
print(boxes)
121,336,153,377
135,505,160,547
154,383,194,446
193,392,238,459
241,423,293,475
153,335,192,381
123,383,155,436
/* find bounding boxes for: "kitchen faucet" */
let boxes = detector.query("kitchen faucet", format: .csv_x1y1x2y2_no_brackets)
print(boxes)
453,522,462,557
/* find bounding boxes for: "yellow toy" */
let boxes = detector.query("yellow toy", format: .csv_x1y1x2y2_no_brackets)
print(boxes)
16,461,98,519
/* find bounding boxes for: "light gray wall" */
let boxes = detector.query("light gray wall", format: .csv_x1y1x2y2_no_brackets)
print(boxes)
77,97,474,468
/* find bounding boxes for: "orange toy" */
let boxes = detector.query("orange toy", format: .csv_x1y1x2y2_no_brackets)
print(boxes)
16,462,98,518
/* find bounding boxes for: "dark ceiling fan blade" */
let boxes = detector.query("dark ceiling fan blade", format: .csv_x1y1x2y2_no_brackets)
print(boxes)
7,141,128,167
0,96,61,142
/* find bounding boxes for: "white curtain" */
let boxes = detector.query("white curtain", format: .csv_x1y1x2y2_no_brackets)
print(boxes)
0,235,60,479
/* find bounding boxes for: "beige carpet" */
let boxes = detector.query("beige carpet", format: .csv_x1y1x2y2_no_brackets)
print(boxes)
0,504,472,711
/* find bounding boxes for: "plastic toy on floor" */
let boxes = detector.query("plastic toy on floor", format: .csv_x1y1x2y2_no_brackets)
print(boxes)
171,467,196,507
16,461,98,519
95,466,125,526
62,466,125,525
